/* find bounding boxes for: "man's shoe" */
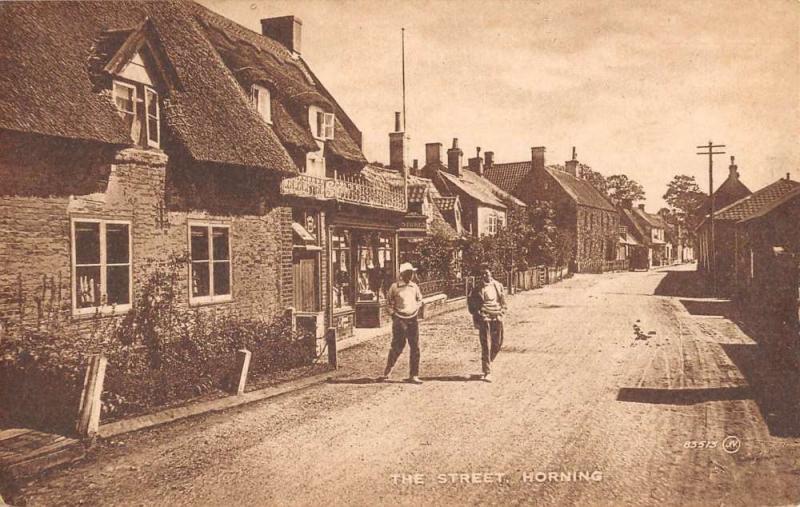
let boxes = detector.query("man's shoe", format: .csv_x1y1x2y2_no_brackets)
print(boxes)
406,376,423,384
377,375,389,382
483,373,493,383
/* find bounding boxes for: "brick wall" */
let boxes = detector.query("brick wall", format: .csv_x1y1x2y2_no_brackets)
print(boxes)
0,135,292,337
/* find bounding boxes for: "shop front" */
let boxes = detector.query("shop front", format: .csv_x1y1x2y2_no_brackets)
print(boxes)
329,218,399,337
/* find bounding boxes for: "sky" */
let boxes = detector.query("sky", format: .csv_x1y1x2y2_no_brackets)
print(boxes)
199,0,800,208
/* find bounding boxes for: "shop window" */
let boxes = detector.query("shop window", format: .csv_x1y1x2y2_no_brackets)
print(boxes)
72,219,132,315
190,224,232,304
357,233,393,301
331,230,352,309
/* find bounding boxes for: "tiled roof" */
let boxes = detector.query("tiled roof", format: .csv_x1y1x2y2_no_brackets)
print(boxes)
437,169,525,208
433,196,457,211
483,162,531,195
544,166,616,211
740,185,800,223
711,177,800,222
484,161,615,211
695,174,752,218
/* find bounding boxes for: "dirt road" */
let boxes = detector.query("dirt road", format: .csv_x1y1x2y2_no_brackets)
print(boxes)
15,266,800,506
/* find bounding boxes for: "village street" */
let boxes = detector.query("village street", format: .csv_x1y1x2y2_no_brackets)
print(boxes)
15,265,800,507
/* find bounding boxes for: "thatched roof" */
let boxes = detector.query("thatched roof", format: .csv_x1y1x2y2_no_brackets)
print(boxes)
0,0,370,174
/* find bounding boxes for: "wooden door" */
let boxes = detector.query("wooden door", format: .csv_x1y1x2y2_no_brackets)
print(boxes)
293,253,319,312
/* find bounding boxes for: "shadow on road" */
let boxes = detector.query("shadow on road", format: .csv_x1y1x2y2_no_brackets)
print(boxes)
654,269,716,298
679,299,733,317
617,386,752,405
721,343,800,438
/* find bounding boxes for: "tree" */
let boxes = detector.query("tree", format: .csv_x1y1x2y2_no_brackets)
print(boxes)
662,175,705,238
606,174,645,205
579,164,608,195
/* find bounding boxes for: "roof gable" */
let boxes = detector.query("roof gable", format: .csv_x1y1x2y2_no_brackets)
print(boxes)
710,177,800,222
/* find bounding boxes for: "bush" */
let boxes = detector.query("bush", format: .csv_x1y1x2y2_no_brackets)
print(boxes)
0,257,314,428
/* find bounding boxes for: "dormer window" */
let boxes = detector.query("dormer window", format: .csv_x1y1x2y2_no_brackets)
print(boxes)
251,84,272,124
309,105,334,141
112,79,160,148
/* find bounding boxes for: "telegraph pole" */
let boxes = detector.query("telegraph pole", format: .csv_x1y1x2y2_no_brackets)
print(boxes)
696,141,725,294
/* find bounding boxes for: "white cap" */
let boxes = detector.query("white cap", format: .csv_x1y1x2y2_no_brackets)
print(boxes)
399,262,417,273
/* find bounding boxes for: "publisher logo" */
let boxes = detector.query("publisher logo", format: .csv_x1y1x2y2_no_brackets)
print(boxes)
722,436,741,454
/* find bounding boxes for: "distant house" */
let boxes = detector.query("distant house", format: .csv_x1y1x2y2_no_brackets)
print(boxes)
696,175,800,294
483,147,619,272
421,139,524,238
617,205,650,270
693,156,752,221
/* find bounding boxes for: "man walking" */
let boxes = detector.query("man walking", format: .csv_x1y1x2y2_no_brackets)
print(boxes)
380,262,424,384
468,265,507,382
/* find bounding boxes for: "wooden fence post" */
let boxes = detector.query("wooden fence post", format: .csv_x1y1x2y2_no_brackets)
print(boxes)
326,327,338,369
233,349,252,395
76,354,107,438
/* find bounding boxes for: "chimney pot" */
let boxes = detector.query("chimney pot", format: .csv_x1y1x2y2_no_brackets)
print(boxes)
394,112,402,133
452,138,459,149
261,16,302,54
728,155,739,180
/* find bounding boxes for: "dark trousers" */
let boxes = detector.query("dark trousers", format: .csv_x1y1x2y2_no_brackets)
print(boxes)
479,319,504,374
385,316,420,377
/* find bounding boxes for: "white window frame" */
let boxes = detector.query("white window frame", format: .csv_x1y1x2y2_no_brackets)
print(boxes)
188,222,233,305
487,211,498,235
112,80,137,124
309,105,335,141
251,84,272,124
144,85,160,148
70,218,133,316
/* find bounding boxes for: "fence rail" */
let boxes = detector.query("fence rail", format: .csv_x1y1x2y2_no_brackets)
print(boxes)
575,259,630,274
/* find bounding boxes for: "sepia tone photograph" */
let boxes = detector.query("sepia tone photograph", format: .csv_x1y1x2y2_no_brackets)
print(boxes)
0,0,798,505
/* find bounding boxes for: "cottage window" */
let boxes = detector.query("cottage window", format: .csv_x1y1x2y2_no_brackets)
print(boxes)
487,211,498,235
251,84,272,124
309,105,335,141
112,79,160,148
71,219,132,315
189,224,232,304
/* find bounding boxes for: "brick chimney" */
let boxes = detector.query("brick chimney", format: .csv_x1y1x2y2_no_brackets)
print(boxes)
484,151,494,169
565,146,578,177
261,16,302,54
425,142,442,167
468,147,484,176
638,203,646,211
447,138,463,177
531,146,545,172
411,159,419,176
728,156,739,181
389,112,408,171
621,198,633,210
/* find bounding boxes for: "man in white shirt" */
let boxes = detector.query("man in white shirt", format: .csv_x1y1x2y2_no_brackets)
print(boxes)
380,262,424,384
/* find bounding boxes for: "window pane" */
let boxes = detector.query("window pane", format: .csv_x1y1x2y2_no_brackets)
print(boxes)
113,83,134,113
212,227,229,261
213,261,231,296
191,226,209,261
106,223,129,264
75,222,100,265
76,266,101,308
106,265,130,305
192,262,210,297
146,89,158,117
